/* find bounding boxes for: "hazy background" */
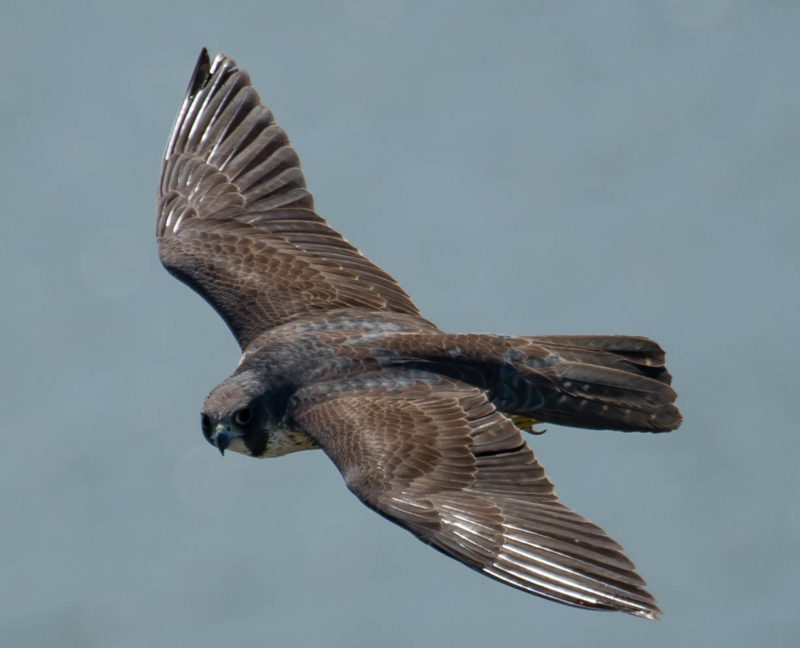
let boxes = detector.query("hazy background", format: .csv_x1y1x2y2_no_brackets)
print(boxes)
2,1,798,646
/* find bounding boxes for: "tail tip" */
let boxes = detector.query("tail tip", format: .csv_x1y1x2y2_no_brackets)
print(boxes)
651,404,682,432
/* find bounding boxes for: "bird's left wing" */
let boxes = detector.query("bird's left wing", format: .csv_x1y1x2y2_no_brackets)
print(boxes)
158,49,420,348
292,371,661,619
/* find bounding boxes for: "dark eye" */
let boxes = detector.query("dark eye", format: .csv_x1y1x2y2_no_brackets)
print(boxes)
234,407,253,426
201,414,212,439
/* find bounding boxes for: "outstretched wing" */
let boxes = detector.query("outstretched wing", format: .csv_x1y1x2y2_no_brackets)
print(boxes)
158,49,420,348
292,371,661,619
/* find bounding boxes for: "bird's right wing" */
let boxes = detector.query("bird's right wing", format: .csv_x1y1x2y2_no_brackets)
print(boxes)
292,370,661,619
158,49,420,349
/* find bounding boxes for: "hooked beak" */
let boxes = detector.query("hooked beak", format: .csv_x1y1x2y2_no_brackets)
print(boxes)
211,423,240,456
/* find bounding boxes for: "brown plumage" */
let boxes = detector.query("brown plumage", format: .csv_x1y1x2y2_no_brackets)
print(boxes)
158,48,681,620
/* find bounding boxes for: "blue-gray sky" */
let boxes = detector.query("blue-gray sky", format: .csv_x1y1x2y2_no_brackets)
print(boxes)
2,1,798,646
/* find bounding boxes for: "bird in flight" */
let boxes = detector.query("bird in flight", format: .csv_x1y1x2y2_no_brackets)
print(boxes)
158,49,681,620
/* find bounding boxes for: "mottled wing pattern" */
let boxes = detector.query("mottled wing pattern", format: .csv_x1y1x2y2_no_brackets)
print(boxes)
293,371,661,619
157,49,420,348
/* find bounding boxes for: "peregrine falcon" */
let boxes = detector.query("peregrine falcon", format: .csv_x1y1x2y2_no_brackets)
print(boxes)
157,49,681,620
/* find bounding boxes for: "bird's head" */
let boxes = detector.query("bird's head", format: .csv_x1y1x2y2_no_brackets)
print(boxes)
201,370,272,457
200,369,316,458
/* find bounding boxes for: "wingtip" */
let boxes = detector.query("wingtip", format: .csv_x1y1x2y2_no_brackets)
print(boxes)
628,592,662,621
633,606,662,621
187,48,212,99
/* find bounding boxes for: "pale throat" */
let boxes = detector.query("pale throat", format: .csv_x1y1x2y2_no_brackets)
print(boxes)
257,424,320,458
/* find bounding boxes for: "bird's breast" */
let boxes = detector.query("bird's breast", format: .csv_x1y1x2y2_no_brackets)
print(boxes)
260,424,320,458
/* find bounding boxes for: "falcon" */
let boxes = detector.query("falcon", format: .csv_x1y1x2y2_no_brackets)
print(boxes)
157,49,681,620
